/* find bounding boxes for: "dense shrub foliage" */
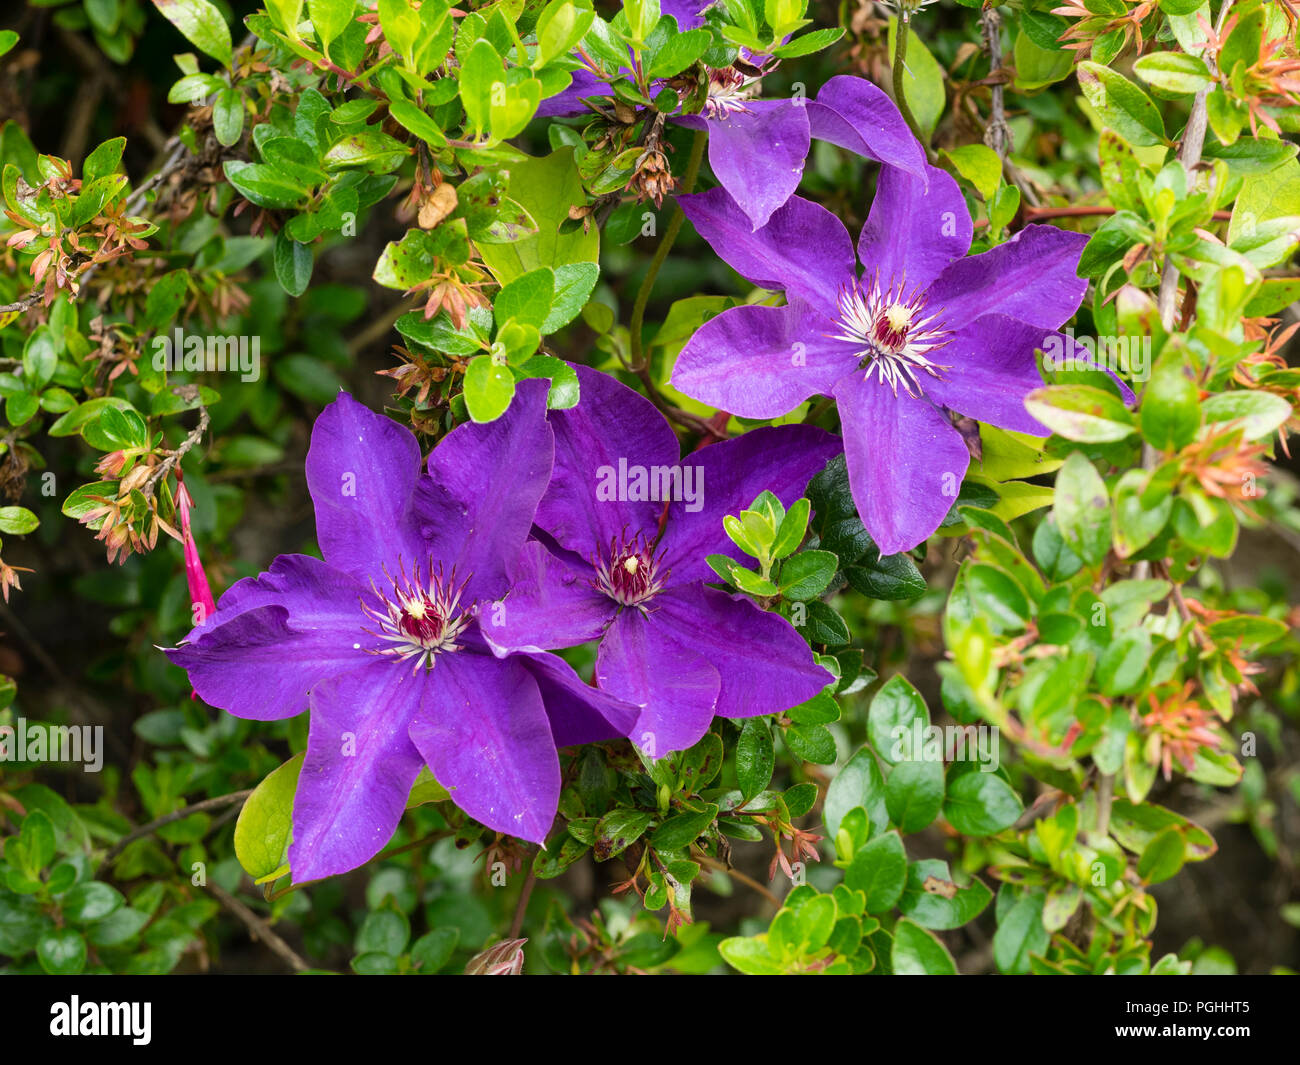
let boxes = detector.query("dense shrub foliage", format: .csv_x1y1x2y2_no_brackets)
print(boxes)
1,0,1298,976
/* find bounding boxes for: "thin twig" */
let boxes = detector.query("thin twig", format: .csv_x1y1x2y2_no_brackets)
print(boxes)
508,868,537,940
695,853,781,906
143,399,211,502
99,789,253,874
891,12,924,142
207,880,312,973
981,6,1010,160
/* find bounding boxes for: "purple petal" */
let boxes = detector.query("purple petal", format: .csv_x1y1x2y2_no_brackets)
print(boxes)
653,584,832,718
535,67,612,118
424,378,554,602
808,75,928,182
481,540,615,653
535,364,679,555
923,314,1050,436
409,651,560,844
305,392,426,582
516,649,640,746
678,188,855,319
166,554,375,721
834,374,970,555
672,299,857,418
658,425,843,585
858,162,972,291
675,100,810,230
597,609,721,756
927,224,1089,332
289,659,427,880
663,0,710,30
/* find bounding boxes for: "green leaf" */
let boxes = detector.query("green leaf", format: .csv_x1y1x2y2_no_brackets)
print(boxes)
490,77,543,141
411,927,459,973
943,772,1022,836
650,804,718,851
154,0,234,67
785,722,837,765
1137,827,1185,884
273,230,313,297
736,719,774,802
274,354,344,405
1133,52,1213,95
234,752,303,883
213,87,245,146
1140,358,1201,450
891,917,958,975
144,269,190,330
356,908,410,956
495,267,555,330
593,808,654,860
463,354,517,422
867,674,929,765
21,326,57,391
718,935,784,975
37,928,87,975
845,552,926,601
514,353,580,409
1053,452,1111,567
8,811,55,878
898,860,993,930
62,882,125,925
1229,151,1300,242
993,892,1048,974
884,759,945,834
460,37,501,137
542,262,599,333
478,149,599,282
771,497,811,559
1200,391,1292,440
942,143,1001,201
1078,61,1167,146
845,830,907,914
964,562,1031,632
1024,385,1137,443
82,137,125,183
824,746,888,838
778,550,837,601
1112,469,1172,558
536,1,597,68
307,0,355,48
1096,629,1151,695
770,27,843,59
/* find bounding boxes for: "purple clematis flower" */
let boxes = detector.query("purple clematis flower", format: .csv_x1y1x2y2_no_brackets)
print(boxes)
482,365,842,757
539,47,927,231
671,163,1097,555
166,383,637,879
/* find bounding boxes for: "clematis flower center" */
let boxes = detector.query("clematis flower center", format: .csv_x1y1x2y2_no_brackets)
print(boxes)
702,67,760,118
833,273,953,398
593,533,667,608
363,561,471,672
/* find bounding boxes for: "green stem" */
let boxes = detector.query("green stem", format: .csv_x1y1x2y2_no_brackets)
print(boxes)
892,13,923,143
629,128,708,371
